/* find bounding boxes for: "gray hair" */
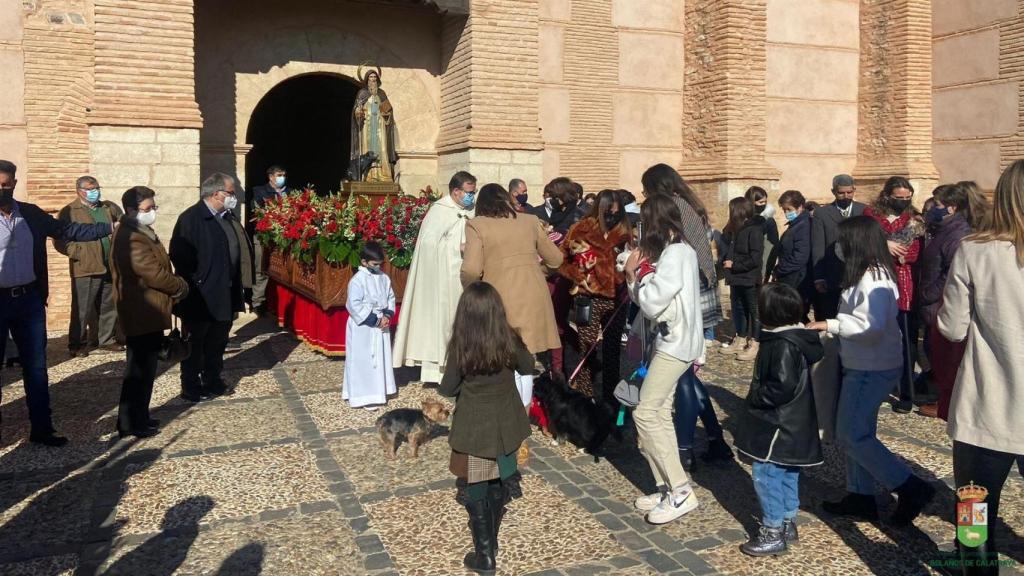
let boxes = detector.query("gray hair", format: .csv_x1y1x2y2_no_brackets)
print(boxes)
200,173,236,199
75,175,98,190
508,178,525,193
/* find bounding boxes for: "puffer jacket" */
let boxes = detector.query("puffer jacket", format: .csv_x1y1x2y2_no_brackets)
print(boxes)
733,327,825,466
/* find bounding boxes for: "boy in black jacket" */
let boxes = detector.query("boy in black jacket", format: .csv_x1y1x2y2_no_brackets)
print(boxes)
734,283,824,556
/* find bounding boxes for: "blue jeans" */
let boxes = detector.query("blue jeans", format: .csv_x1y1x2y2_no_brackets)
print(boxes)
703,326,714,341
673,367,725,449
731,295,746,340
752,461,801,528
835,367,912,494
0,287,53,433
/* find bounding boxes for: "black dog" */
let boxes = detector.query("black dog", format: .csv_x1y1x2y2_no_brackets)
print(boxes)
346,151,379,181
533,372,617,460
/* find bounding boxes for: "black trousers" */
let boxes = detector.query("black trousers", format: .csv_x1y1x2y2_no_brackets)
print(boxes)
812,289,841,321
896,311,917,403
953,440,1022,574
118,331,162,432
730,284,760,339
180,318,232,394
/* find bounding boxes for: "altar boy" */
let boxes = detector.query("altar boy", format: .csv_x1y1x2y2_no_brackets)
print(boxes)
343,242,397,410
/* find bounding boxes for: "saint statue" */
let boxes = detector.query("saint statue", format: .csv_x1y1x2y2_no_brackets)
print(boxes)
351,64,398,182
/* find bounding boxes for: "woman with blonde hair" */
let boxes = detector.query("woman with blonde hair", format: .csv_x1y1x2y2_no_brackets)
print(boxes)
938,160,1024,574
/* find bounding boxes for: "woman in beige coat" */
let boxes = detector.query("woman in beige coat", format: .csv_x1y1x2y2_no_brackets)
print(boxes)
938,159,1024,573
461,183,564,358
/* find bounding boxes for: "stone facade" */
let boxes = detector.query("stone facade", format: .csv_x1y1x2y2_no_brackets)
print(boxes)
5,0,1022,325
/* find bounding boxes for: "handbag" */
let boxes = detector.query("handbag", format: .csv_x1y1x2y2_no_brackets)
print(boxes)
574,295,592,326
158,318,190,364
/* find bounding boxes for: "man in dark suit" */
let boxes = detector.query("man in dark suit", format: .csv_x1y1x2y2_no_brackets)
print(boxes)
248,165,288,316
170,173,254,402
0,160,114,445
509,178,532,212
811,174,865,319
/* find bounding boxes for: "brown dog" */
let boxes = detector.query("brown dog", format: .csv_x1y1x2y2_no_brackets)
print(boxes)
374,399,451,458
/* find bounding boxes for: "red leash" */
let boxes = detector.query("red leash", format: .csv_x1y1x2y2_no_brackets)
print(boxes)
566,297,631,384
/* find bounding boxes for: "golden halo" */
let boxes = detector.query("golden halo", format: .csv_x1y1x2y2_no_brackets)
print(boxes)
357,62,383,85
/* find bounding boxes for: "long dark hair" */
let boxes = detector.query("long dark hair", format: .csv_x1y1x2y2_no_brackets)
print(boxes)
640,164,709,225
954,180,991,231
837,215,896,290
874,176,916,216
445,282,524,376
722,197,754,241
639,194,685,262
474,183,517,219
586,189,631,234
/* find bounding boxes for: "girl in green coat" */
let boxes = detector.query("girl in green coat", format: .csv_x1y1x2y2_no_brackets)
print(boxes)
440,281,534,574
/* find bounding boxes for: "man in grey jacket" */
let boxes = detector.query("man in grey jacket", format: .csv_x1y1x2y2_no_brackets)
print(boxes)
810,174,865,319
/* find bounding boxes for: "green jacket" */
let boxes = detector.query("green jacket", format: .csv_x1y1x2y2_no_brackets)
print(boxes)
439,345,534,459
55,199,123,277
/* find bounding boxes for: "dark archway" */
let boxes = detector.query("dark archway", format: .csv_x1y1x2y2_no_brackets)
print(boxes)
245,73,359,196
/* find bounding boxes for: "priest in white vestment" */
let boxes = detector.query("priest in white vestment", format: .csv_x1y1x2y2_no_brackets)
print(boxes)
392,172,478,383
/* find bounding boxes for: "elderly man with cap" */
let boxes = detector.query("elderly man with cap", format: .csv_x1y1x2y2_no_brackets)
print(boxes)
0,160,114,446
810,174,865,319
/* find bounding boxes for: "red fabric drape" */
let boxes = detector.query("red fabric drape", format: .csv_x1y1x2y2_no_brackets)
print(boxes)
269,281,400,357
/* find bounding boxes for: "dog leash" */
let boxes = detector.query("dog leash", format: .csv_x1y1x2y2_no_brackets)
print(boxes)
567,296,632,384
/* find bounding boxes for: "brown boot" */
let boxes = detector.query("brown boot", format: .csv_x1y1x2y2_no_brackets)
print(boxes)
737,340,759,361
917,403,938,418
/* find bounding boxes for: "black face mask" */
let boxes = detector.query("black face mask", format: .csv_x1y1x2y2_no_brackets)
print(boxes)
515,194,529,206
835,198,853,209
603,211,623,230
889,199,912,213
0,187,13,206
754,204,766,214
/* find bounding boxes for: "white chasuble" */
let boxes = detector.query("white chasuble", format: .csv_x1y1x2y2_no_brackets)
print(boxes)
343,267,397,407
392,194,474,382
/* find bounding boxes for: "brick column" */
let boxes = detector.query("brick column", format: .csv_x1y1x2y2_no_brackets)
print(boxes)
89,0,202,240
681,0,779,219
438,0,543,189
854,0,938,194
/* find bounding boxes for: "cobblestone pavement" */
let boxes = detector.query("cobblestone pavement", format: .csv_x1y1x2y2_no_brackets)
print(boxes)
1,314,1022,575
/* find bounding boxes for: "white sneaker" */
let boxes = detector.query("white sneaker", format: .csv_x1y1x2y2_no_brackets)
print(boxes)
646,486,698,524
363,406,379,412
634,489,666,512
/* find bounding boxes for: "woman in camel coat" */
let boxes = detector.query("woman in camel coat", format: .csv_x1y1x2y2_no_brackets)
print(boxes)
461,183,564,357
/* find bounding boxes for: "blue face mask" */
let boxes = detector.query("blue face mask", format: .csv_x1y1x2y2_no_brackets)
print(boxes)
85,188,101,204
274,176,286,188
926,205,949,225
784,211,798,223
460,192,476,208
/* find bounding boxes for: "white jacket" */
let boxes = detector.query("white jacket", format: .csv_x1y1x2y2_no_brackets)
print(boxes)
825,266,903,371
628,243,705,363
939,240,1024,455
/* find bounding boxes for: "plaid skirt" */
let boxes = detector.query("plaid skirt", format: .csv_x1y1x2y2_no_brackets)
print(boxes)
700,279,723,328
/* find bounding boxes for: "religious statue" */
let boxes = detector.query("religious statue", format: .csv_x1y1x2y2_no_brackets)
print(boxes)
351,64,398,183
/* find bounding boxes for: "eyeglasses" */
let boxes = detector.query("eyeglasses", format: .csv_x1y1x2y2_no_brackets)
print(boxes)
219,190,237,197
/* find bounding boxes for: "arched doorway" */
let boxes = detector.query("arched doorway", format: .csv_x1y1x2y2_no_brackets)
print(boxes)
245,74,359,195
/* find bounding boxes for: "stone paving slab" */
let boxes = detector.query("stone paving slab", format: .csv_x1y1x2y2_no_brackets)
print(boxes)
364,475,629,576
112,445,332,535
0,554,77,576
99,511,364,576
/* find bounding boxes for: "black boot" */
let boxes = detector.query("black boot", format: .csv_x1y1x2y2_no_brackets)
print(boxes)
821,493,878,521
679,448,696,471
487,483,506,552
782,518,799,544
891,475,935,526
959,535,999,576
700,438,734,463
463,499,496,574
740,524,787,557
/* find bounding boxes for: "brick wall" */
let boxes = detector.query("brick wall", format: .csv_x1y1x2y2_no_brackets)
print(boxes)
856,0,938,190
22,2,95,327
91,0,201,128
439,0,542,153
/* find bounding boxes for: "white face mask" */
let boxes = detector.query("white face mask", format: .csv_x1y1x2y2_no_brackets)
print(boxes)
223,194,238,212
136,210,157,227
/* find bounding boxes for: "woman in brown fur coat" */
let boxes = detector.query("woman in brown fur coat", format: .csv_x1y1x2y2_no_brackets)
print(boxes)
558,189,632,401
